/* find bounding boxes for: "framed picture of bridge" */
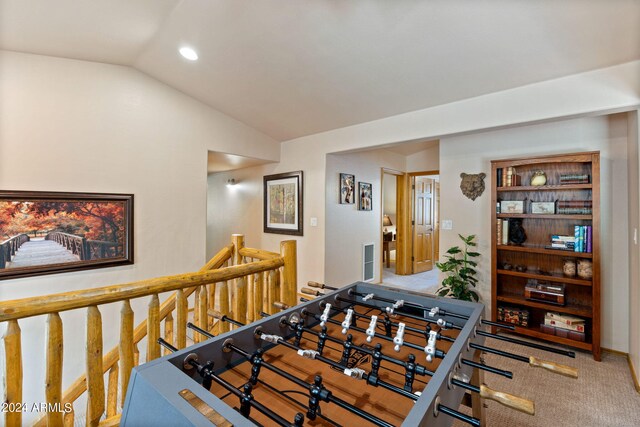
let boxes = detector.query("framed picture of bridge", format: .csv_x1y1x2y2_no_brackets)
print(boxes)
264,171,303,236
0,190,133,280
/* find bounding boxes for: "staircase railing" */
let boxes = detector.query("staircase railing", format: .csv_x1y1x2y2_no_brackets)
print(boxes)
1,234,297,427
0,233,30,268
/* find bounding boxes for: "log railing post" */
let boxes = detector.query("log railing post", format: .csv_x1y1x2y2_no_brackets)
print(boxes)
253,273,263,321
207,282,216,329
3,320,22,427
232,234,247,325
280,240,297,308
219,280,230,333
119,300,134,408
193,287,201,343
176,289,187,349
197,286,208,337
246,272,255,323
147,294,160,361
106,362,119,418
46,313,63,426
268,270,278,315
164,312,174,356
262,272,270,314
86,306,104,427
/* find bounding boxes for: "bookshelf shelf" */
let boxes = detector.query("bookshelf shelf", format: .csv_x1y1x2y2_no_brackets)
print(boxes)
497,214,592,220
497,244,593,258
491,151,600,360
497,269,592,286
496,325,593,351
496,184,592,192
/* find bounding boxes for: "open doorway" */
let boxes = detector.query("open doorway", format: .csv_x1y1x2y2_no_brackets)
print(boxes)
381,170,440,293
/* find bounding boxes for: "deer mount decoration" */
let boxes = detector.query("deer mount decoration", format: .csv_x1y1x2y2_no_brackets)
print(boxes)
459,173,486,201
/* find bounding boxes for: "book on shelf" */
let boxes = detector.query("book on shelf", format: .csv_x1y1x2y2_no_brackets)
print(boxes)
573,225,592,253
544,315,585,332
500,167,521,187
496,219,503,244
546,312,585,325
497,168,503,187
557,200,592,215
559,174,590,184
501,219,509,245
549,234,575,250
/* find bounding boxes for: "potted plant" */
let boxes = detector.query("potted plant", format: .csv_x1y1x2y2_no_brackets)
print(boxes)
435,234,480,302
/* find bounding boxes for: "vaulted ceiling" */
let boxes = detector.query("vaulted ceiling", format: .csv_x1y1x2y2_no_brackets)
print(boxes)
2,0,639,141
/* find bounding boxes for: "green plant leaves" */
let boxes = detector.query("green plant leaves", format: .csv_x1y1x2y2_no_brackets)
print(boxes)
435,234,481,302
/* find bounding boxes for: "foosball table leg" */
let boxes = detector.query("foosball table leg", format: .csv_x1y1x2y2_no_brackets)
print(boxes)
471,349,487,427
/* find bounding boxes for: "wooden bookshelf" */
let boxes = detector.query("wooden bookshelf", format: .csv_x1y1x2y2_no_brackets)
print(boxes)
491,152,601,360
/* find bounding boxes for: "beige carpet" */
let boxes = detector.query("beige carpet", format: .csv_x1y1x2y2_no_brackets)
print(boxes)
381,262,440,293
453,335,640,427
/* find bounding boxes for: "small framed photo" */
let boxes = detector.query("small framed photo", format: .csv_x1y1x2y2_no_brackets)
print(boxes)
358,182,372,211
531,201,555,214
0,190,133,280
264,171,303,236
339,173,355,204
500,200,524,214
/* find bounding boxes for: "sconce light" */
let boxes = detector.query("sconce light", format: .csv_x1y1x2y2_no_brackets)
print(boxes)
383,214,393,231
226,178,237,187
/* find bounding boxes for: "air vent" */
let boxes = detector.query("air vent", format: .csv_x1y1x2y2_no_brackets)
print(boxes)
363,243,375,282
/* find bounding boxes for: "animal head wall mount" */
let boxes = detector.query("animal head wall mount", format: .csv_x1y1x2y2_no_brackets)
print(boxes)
460,173,486,201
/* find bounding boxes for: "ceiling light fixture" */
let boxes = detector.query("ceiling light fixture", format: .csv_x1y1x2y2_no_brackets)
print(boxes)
226,178,237,187
179,46,198,61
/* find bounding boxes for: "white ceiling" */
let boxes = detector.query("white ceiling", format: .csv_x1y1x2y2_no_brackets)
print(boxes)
2,0,639,142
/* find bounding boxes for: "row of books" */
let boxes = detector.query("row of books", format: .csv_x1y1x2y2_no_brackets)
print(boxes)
496,167,521,187
496,218,509,245
556,200,592,215
559,174,590,184
549,234,576,250
574,225,593,253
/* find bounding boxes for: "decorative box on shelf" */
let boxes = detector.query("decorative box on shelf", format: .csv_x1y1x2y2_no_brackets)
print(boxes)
540,323,585,342
500,200,525,214
497,306,529,327
524,279,565,305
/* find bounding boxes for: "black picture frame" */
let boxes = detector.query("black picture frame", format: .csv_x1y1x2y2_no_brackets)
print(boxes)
358,182,372,211
0,190,134,280
339,173,355,204
263,171,303,236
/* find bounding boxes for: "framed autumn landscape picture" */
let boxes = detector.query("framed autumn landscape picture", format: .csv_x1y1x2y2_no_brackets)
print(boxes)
0,191,133,280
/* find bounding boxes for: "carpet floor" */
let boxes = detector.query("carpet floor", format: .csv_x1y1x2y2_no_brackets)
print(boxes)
453,336,640,427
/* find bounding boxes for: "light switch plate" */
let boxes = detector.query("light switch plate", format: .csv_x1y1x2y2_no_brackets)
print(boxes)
310,217,318,227
441,220,453,230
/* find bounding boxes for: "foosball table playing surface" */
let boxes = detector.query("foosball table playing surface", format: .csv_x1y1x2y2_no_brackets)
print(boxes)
122,282,578,426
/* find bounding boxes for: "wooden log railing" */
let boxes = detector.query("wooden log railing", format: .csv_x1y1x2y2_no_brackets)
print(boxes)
0,235,297,427
0,233,30,268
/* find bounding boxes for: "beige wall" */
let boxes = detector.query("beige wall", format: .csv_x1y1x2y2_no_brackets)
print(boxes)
0,50,279,422
407,144,440,172
439,114,630,351
628,110,640,384
324,150,405,285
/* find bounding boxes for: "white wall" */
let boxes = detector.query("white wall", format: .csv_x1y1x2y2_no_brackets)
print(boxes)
407,144,440,173
439,114,630,352
628,110,640,384
0,50,279,422
324,150,405,285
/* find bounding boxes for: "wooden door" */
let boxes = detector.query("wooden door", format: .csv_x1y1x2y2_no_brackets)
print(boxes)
413,176,435,273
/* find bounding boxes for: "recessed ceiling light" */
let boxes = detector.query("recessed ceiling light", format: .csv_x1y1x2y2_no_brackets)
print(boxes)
179,46,198,61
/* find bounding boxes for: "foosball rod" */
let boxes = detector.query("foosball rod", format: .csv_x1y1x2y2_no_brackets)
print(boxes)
307,282,513,330
216,317,482,427
301,308,513,379
222,341,396,427
157,338,302,427
275,315,537,415
332,296,576,359
189,319,420,401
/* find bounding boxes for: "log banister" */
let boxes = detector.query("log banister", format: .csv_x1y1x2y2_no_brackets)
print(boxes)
0,258,282,322
6,237,297,427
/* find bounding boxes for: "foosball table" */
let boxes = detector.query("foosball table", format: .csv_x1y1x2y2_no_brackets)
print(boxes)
121,282,578,426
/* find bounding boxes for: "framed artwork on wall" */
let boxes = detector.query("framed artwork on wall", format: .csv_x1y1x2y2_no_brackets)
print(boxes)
358,182,372,211
339,173,355,204
264,171,303,236
0,190,134,280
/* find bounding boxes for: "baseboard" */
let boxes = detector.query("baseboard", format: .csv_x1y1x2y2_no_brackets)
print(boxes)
602,347,640,393
628,355,640,393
